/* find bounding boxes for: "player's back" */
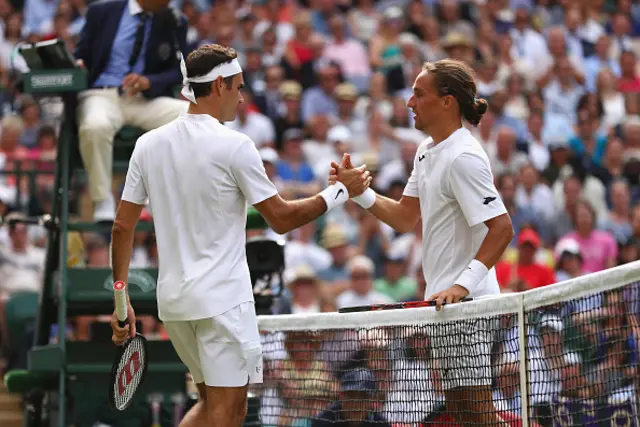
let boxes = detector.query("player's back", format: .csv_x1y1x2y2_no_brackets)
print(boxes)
131,113,270,322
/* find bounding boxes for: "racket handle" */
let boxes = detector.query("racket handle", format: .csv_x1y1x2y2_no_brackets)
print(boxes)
114,281,128,327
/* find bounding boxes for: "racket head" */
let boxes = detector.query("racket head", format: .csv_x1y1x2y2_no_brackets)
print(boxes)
109,333,149,411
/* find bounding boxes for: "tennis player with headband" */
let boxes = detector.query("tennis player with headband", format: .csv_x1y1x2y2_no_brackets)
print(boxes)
330,59,515,426
110,44,371,427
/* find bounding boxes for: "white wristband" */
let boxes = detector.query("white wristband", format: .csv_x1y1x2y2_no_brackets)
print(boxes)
352,188,377,209
319,181,349,212
455,259,489,294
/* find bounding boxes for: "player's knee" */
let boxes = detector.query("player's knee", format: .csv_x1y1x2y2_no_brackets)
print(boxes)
205,388,247,425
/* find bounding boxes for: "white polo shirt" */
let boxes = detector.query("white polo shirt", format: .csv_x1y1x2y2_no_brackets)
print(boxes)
403,127,507,298
121,113,278,321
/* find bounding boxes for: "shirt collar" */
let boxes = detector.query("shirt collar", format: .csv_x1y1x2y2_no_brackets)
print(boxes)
128,0,144,16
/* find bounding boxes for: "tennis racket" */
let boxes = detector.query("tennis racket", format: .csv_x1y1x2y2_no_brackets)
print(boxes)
338,298,474,313
109,281,149,411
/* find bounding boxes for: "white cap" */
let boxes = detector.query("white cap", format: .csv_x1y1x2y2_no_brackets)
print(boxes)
346,255,374,276
555,238,581,259
259,147,279,164
327,126,351,144
283,264,317,287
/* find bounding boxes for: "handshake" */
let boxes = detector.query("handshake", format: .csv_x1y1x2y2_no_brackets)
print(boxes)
328,153,372,198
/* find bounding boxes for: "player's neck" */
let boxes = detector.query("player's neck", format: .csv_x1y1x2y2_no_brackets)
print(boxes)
427,120,463,145
187,102,225,123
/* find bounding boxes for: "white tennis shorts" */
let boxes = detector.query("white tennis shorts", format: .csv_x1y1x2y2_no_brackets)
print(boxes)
163,302,263,387
429,318,493,391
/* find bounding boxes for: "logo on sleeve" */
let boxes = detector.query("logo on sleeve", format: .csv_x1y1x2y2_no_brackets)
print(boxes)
418,154,426,162
483,197,496,205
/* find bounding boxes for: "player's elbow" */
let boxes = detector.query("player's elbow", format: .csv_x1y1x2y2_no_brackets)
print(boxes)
487,213,514,244
264,210,292,235
395,212,420,234
269,219,290,235
394,221,416,234
112,218,134,238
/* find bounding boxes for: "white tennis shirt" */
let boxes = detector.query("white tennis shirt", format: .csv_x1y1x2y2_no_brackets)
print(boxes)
121,113,278,321
403,127,507,298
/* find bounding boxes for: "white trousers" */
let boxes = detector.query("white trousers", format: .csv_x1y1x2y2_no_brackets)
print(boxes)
76,88,188,202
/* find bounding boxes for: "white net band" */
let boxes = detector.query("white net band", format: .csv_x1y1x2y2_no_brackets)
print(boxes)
251,261,640,426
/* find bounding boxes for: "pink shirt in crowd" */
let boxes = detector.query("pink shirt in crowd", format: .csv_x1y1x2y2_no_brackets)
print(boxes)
559,231,618,274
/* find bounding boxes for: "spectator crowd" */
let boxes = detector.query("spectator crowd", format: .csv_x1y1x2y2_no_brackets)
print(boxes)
0,0,639,424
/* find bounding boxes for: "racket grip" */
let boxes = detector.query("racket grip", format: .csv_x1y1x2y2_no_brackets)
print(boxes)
114,281,128,327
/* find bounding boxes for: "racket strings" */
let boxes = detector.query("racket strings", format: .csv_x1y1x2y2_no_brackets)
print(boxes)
113,337,147,410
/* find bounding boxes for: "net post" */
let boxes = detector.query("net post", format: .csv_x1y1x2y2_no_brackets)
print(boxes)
517,295,530,427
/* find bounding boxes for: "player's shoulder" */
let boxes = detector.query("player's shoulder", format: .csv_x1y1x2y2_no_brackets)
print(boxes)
452,127,484,151
448,129,490,165
216,126,260,157
218,124,254,144
415,138,433,158
134,124,171,151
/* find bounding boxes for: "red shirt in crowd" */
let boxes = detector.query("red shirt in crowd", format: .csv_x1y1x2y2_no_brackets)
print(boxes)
618,76,640,93
496,261,556,290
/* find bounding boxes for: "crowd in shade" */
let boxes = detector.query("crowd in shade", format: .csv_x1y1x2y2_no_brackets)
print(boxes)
0,0,640,424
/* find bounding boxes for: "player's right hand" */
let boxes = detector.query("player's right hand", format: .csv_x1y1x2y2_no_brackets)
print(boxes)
111,305,137,346
330,154,372,197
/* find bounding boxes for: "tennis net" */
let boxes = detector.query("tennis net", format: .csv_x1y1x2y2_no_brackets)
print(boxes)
250,260,640,427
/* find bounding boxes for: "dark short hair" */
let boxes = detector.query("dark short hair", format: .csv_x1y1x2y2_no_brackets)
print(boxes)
186,44,238,99
422,59,488,126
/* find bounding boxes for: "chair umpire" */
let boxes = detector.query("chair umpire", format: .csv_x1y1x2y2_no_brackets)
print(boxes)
74,0,189,221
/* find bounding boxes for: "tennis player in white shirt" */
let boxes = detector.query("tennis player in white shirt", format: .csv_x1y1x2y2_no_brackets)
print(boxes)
330,59,515,426
109,44,370,427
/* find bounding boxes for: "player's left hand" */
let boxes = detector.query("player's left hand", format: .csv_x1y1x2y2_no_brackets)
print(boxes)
122,74,150,96
427,285,469,311
111,304,137,346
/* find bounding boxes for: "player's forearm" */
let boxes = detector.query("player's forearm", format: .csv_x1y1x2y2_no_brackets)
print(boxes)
276,196,328,234
368,195,417,234
111,225,135,302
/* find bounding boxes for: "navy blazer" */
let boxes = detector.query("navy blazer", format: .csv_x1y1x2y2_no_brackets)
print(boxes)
75,0,187,99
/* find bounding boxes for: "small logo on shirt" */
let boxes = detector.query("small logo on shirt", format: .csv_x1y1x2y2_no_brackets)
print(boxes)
483,197,496,205
418,154,426,162
256,366,261,374
158,43,171,61
335,189,344,200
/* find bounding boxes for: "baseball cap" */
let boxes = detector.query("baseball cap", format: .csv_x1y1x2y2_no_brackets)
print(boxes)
346,255,374,276
554,238,581,260
341,368,376,395
284,264,317,288
259,147,279,164
518,229,540,248
283,128,304,142
327,125,351,144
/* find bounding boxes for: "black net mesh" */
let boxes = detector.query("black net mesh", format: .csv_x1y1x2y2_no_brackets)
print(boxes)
524,283,640,427
246,280,640,426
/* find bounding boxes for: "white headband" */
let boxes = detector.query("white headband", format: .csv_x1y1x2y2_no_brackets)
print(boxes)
180,53,243,104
